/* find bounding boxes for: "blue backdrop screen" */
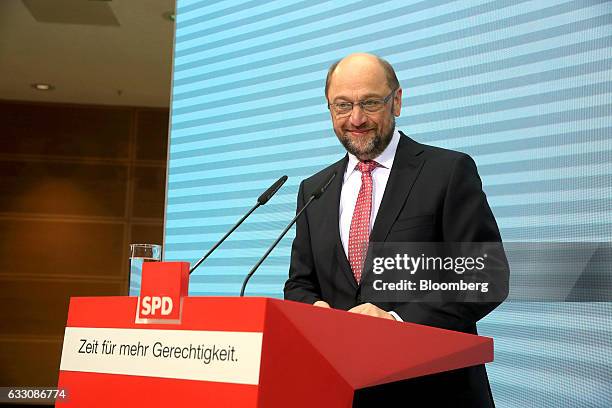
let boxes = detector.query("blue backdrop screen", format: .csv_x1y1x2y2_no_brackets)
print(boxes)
157,1,611,406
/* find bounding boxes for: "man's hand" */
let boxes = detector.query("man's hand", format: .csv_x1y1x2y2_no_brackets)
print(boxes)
313,300,331,308
348,303,395,320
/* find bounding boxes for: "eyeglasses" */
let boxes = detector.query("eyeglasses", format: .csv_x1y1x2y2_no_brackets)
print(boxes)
328,89,397,116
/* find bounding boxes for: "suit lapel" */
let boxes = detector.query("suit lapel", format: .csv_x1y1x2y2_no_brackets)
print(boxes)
363,133,425,283
324,155,359,290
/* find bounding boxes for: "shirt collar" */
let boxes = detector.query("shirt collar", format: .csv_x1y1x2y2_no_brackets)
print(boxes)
345,128,400,181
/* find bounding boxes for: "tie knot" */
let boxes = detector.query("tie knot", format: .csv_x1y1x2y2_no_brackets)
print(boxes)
357,160,378,174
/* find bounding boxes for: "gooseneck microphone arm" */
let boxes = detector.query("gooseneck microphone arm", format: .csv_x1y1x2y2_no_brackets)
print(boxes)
240,172,336,296
189,175,288,275
189,203,258,275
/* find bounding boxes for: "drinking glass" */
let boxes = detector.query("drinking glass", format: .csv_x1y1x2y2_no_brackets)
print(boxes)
128,243,162,296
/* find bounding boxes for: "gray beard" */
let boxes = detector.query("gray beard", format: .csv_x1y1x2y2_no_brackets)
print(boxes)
338,118,395,161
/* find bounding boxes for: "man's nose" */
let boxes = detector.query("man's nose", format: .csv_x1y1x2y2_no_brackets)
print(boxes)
349,104,366,127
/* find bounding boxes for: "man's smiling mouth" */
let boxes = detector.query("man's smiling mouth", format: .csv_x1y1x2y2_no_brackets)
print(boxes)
347,129,373,135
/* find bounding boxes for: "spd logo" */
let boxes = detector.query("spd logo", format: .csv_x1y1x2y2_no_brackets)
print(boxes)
139,296,173,316
135,262,189,323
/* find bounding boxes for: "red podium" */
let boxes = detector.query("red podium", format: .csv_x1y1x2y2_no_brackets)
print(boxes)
56,296,493,407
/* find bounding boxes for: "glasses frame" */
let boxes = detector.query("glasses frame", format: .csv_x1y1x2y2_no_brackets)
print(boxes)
328,88,398,117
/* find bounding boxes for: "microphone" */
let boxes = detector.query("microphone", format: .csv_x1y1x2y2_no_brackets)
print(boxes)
189,175,288,275
240,172,337,296
257,175,287,205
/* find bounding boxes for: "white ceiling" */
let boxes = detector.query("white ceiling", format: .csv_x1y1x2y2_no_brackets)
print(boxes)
0,0,175,107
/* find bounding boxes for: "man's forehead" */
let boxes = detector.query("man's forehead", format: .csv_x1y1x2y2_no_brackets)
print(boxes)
328,57,388,97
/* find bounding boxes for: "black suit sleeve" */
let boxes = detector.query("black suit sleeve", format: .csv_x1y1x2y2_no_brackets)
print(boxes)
391,154,509,331
283,180,322,305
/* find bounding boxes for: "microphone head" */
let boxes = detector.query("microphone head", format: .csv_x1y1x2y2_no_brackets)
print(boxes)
257,175,288,205
312,172,336,199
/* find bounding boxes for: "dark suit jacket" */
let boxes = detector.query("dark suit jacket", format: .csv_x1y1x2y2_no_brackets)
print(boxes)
284,132,509,407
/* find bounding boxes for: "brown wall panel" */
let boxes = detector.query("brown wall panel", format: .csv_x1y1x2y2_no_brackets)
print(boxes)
0,161,128,217
0,100,168,390
130,224,164,246
0,102,131,159
131,165,166,219
0,339,63,386
135,110,169,161
0,280,123,337
0,219,125,278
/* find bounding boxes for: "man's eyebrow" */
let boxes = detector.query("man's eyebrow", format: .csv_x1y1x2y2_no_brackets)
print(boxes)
360,92,385,99
332,92,384,102
331,95,351,102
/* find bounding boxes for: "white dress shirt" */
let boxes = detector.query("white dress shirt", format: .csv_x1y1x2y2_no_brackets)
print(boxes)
339,129,403,321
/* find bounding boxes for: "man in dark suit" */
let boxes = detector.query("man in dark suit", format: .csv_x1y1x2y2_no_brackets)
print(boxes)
284,53,508,407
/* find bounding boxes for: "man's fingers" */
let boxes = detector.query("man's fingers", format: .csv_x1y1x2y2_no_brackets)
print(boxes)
348,303,392,319
348,304,367,313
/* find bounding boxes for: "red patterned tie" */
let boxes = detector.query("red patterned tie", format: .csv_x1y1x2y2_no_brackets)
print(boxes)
348,160,378,283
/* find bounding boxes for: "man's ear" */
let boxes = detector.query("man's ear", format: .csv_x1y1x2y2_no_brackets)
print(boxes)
393,88,402,117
